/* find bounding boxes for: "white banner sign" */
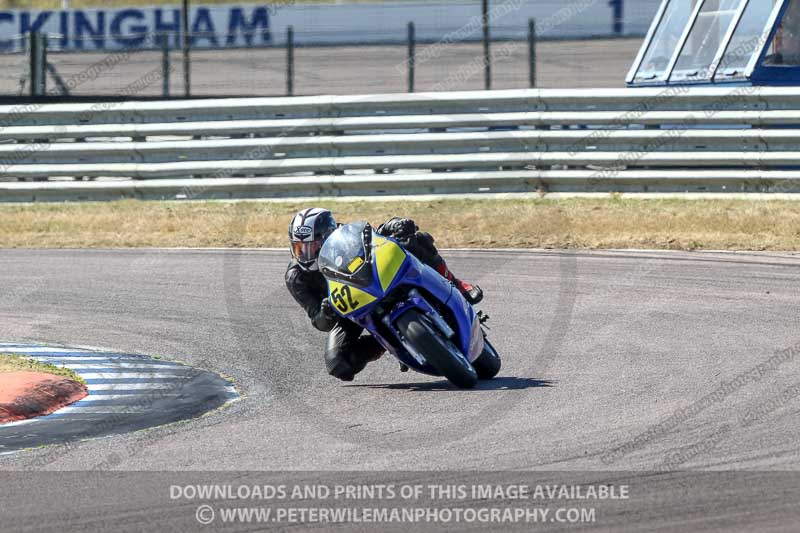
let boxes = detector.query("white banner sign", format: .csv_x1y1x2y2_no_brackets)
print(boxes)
0,5,272,51
0,1,662,52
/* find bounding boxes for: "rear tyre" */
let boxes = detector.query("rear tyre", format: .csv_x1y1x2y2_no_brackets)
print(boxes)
473,336,501,380
397,310,478,389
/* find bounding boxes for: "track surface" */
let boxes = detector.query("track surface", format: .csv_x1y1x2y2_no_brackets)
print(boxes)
1,248,799,530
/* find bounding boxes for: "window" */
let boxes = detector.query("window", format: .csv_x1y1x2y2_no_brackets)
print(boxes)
715,0,781,79
763,0,800,66
670,0,744,81
634,0,696,83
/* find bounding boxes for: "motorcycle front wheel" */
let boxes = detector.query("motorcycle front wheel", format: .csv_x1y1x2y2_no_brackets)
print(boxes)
473,335,501,380
397,310,478,389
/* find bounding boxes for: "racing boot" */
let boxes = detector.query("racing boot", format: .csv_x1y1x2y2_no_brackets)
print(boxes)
434,260,483,305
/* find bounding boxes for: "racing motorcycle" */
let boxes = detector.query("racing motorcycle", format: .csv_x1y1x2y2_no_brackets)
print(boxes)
318,221,501,389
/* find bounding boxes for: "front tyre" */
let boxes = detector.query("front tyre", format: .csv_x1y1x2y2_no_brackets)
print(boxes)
473,335,501,380
397,310,478,389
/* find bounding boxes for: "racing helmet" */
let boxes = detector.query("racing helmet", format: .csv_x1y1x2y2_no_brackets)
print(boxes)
288,208,337,270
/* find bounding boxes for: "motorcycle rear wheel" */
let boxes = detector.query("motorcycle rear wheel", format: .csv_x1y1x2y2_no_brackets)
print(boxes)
397,310,478,389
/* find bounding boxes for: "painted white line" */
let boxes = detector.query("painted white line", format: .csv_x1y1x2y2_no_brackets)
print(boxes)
0,343,38,348
62,363,189,372
48,362,186,370
26,355,181,364
0,417,42,429
86,383,178,390
54,405,149,414
78,394,179,402
0,347,99,354
78,372,193,380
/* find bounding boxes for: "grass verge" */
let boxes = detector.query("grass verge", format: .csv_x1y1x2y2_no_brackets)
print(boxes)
1,198,800,251
0,353,86,385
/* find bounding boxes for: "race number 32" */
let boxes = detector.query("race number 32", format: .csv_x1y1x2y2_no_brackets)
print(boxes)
331,285,359,313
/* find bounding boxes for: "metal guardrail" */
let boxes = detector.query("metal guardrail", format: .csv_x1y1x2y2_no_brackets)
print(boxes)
2,87,800,201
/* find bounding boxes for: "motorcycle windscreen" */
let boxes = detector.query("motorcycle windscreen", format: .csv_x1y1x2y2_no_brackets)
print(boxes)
318,221,373,288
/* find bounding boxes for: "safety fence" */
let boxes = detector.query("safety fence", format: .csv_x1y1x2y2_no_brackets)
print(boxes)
1,86,800,201
6,30,645,98
0,0,659,97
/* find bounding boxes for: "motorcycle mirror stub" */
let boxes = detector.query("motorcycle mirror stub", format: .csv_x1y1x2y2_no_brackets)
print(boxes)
362,222,373,263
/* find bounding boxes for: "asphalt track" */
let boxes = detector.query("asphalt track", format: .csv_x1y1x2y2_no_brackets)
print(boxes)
1,247,800,531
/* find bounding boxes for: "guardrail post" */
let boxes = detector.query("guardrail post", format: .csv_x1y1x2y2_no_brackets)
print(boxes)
482,0,491,90
286,26,294,96
407,22,415,93
161,37,170,97
29,31,46,97
528,19,536,88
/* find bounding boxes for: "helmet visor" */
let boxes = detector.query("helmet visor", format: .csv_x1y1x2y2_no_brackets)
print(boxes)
291,240,322,264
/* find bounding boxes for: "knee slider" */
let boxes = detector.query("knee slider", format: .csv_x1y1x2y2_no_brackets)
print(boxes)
324,349,356,381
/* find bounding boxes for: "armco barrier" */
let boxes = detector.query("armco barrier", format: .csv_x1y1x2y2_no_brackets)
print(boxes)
1,87,800,201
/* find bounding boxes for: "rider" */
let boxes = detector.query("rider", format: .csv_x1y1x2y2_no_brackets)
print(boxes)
285,207,482,382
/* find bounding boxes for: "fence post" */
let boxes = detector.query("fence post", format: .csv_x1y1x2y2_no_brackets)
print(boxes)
286,26,294,96
407,22,415,93
182,0,190,97
528,19,536,88
161,37,170,97
29,31,46,97
610,0,624,35
482,0,491,90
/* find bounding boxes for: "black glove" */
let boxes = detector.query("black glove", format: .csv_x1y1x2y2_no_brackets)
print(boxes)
320,298,337,320
379,218,418,239
311,298,338,332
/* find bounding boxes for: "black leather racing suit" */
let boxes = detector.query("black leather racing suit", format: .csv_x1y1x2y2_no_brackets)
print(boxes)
284,218,443,381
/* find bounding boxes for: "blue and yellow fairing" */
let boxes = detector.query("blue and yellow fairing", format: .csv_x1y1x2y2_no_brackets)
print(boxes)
326,234,408,318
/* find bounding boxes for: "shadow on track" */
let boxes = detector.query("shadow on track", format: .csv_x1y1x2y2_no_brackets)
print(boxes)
344,376,555,392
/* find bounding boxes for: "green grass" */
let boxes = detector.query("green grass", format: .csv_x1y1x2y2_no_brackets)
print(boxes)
0,353,86,385
2,197,800,251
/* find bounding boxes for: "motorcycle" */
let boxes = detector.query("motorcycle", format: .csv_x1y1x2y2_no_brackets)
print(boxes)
318,221,501,389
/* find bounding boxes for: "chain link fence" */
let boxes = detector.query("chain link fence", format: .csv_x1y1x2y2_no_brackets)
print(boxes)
3,5,656,99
